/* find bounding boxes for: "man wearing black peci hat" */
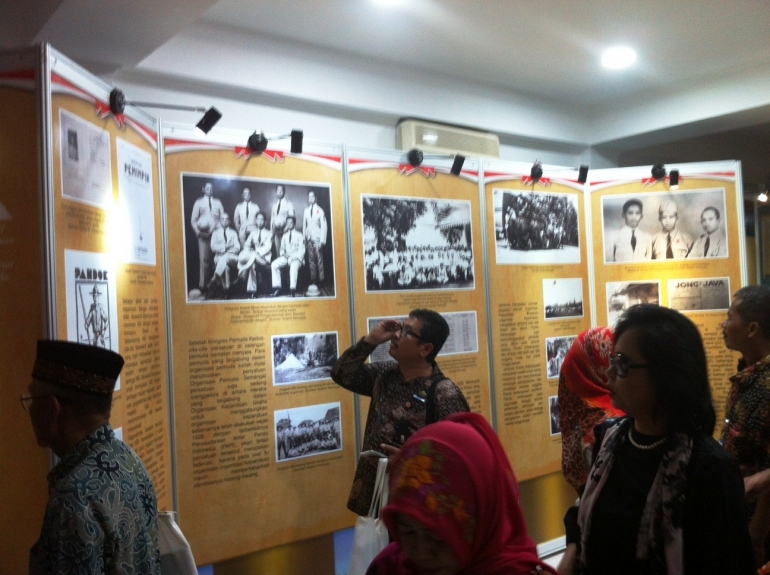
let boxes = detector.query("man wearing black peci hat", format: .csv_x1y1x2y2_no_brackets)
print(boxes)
24,340,160,575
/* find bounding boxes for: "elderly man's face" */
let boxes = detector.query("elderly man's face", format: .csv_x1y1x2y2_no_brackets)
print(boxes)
26,380,56,448
659,209,678,233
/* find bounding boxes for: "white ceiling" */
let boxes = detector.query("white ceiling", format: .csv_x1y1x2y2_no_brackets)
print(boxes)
2,0,770,188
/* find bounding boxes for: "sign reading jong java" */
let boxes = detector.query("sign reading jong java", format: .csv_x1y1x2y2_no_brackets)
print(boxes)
64,249,120,389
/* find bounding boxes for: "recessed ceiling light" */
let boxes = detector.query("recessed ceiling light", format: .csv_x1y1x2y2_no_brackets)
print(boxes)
601,46,637,70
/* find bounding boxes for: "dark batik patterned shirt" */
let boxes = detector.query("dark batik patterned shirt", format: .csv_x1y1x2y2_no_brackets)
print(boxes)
331,338,470,516
29,423,160,575
722,354,770,480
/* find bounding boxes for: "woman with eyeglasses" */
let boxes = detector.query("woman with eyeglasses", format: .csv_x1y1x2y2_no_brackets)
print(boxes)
558,304,754,575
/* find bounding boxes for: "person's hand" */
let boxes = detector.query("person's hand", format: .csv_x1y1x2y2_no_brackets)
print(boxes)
380,443,401,471
557,543,578,575
364,319,402,346
745,469,770,498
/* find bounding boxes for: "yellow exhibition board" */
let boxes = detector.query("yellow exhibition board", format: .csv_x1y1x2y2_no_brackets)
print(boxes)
347,152,493,425
589,164,745,415
484,162,591,480
164,139,356,564
0,60,50,575
49,66,173,511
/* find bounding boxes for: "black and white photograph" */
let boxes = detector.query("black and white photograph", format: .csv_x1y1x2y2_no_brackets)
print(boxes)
366,311,479,363
362,195,475,292
182,173,336,303
272,331,339,385
668,277,731,312
546,335,577,379
274,402,342,462
549,396,561,436
543,278,584,320
601,188,728,264
493,189,580,265
606,281,661,327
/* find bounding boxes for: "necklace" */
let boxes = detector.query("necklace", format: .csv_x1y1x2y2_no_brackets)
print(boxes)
627,429,666,450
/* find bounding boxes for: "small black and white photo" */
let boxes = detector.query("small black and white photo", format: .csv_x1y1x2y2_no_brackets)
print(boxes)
494,189,580,265
362,195,475,292
272,331,339,385
182,174,336,303
601,188,728,264
549,396,561,436
274,402,342,462
67,129,79,161
606,281,661,327
543,278,584,320
366,311,479,363
668,277,731,312
546,335,577,379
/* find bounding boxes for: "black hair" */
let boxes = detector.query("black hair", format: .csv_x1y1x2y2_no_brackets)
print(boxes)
702,206,720,220
734,285,770,337
622,199,643,215
409,308,450,362
615,304,715,435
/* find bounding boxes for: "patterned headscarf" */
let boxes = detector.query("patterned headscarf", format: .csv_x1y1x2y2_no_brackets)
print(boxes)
376,412,557,575
558,327,624,492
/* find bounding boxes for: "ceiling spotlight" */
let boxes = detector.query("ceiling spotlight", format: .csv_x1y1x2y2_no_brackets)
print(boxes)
247,131,269,154
195,107,222,135
450,155,466,176
531,161,543,183
669,169,680,189
578,165,589,184
407,148,424,167
651,164,667,181
290,130,303,154
601,46,637,70
759,192,768,203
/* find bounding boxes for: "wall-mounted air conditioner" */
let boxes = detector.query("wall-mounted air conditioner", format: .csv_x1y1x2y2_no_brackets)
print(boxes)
396,119,500,158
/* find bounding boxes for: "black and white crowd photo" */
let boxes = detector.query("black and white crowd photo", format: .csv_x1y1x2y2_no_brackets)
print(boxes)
274,402,342,462
494,189,580,265
182,174,336,302
543,278,584,320
601,188,728,264
545,335,577,379
362,195,475,292
549,396,561,436
272,332,339,385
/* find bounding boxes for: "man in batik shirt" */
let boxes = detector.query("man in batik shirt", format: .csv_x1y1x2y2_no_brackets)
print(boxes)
24,340,160,575
331,309,469,516
721,285,770,565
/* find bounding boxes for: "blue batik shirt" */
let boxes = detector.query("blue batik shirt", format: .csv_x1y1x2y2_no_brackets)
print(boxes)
29,423,160,575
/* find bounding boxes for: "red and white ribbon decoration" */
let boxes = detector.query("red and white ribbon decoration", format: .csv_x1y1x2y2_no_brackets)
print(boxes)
398,164,436,177
521,175,551,186
234,148,286,162
641,175,684,186
94,101,126,128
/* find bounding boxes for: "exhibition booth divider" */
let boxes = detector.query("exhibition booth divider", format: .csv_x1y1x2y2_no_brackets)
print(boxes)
0,44,748,571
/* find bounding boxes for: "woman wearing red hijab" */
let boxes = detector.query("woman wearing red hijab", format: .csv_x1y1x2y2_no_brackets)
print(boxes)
366,412,557,575
558,327,624,493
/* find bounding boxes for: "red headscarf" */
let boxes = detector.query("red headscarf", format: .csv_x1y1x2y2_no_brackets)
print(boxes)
373,412,557,575
558,326,624,491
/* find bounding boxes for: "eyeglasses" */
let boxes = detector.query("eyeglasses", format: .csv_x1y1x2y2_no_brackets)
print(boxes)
609,353,649,378
399,324,428,342
19,392,54,411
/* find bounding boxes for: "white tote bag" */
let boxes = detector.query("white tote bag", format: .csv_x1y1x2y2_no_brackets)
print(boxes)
349,457,390,575
158,511,198,575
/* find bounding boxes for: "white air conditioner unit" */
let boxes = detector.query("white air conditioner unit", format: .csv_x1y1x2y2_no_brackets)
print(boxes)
396,119,500,158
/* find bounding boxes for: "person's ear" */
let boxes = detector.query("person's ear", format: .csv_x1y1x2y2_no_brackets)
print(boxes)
747,321,762,340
